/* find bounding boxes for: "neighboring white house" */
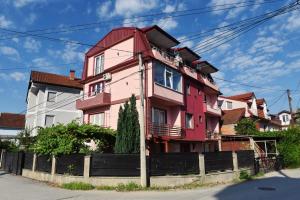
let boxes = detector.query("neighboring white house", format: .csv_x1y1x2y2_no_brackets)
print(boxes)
278,110,291,130
0,113,25,138
25,70,83,135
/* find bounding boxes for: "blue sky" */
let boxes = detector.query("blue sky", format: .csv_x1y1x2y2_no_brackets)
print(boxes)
0,0,299,114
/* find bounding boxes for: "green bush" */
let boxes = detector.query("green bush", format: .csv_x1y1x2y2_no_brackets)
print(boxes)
239,171,251,180
235,118,258,135
62,182,94,190
33,121,116,156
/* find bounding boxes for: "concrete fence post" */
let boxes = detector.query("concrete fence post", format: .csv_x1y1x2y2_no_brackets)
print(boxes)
32,154,37,172
198,153,205,177
0,149,4,168
84,155,91,178
232,151,238,172
51,156,56,176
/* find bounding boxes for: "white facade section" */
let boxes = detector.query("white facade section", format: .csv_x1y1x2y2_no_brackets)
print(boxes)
25,83,83,135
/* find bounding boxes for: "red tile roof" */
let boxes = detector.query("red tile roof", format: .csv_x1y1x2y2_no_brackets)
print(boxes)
222,108,246,125
0,113,25,129
256,98,265,106
30,71,82,89
225,92,255,102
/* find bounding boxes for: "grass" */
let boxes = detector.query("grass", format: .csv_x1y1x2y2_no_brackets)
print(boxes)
62,182,95,190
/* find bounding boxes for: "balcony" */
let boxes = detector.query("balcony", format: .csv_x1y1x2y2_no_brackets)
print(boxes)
153,83,184,105
206,130,220,140
204,102,222,116
200,74,219,91
76,92,111,110
151,47,179,69
149,123,184,139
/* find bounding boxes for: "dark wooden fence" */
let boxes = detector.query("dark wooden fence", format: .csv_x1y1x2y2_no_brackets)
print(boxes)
56,154,85,176
237,150,255,169
23,152,34,170
1,151,24,175
204,151,233,174
149,153,199,176
36,155,52,173
90,154,140,177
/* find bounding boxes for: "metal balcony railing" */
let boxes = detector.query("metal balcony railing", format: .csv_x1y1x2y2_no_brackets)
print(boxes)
149,123,183,138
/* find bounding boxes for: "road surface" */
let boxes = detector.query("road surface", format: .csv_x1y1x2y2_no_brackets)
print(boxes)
0,169,299,200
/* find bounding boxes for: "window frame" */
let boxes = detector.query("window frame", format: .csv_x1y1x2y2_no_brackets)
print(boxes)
94,54,104,75
89,81,105,96
47,91,57,102
45,115,55,127
89,112,105,126
226,101,233,109
185,113,194,129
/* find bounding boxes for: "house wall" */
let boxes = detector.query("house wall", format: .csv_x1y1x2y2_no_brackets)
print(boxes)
183,80,206,141
26,83,82,135
0,128,22,136
219,97,248,114
279,112,291,126
86,38,134,77
221,140,251,151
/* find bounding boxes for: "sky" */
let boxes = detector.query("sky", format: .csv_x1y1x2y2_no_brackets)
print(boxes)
0,0,299,114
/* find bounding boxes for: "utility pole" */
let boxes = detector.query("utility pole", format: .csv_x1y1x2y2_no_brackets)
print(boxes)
138,52,147,187
287,89,294,127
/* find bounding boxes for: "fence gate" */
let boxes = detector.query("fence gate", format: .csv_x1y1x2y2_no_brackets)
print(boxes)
2,151,24,175
255,156,283,173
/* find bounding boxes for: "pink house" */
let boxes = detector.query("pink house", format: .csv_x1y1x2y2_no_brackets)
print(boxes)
77,25,221,153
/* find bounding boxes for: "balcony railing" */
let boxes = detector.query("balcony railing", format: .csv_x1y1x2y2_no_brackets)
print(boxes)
200,74,219,91
76,92,111,110
206,131,219,140
149,123,183,138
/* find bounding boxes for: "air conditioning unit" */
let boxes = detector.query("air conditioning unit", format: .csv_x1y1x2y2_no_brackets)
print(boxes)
103,73,112,81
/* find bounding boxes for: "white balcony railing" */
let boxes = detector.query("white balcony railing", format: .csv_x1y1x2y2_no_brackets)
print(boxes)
149,123,183,138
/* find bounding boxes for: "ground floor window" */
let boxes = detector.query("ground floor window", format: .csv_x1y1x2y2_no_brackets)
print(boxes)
89,113,105,126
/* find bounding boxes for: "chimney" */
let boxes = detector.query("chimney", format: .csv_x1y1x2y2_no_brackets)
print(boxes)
69,70,75,80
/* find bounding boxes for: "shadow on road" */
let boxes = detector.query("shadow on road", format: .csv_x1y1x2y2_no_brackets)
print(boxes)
214,172,300,200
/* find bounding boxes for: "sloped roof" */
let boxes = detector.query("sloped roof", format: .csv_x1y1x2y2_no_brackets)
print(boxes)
30,71,82,89
0,113,25,129
222,108,246,125
225,92,255,102
278,110,290,115
256,98,265,106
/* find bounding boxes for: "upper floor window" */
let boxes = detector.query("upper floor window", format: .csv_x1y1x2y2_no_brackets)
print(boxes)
186,82,191,95
47,92,56,102
94,54,104,75
185,113,194,129
90,113,105,126
282,114,289,122
154,62,182,92
45,115,54,127
217,100,223,108
226,101,232,109
90,82,104,96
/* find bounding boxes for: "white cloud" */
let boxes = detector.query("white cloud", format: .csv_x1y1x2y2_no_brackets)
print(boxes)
163,4,176,13
9,72,26,81
288,51,300,58
25,13,37,24
32,57,51,66
24,37,41,52
156,17,178,31
249,36,286,54
49,44,84,63
0,15,13,28
283,11,300,32
13,0,44,8
0,46,20,60
178,36,194,48
97,1,113,18
123,17,147,28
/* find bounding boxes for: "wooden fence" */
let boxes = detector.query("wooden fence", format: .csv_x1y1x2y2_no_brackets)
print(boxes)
56,154,85,176
204,151,233,173
36,155,52,173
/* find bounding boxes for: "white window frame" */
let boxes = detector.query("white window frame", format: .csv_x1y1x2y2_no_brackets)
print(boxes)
226,101,233,109
90,113,105,126
94,54,104,75
47,91,57,102
45,115,55,127
165,68,173,89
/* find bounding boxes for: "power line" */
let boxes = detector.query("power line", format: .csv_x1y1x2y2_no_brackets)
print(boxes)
0,0,284,41
268,92,286,107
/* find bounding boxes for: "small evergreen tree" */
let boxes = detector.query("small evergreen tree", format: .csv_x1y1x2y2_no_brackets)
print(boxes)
115,94,140,153
235,118,258,135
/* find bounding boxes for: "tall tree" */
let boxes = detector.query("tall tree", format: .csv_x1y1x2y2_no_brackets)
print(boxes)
115,94,140,153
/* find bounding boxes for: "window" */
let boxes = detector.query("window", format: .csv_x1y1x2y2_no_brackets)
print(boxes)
90,82,104,96
152,108,166,124
94,54,104,75
45,115,54,127
185,113,194,129
217,100,223,108
199,115,203,123
226,101,233,109
47,92,56,102
154,62,182,92
283,114,289,122
90,113,105,126
186,82,191,95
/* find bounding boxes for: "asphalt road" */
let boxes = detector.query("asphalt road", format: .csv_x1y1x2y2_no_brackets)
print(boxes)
0,169,299,200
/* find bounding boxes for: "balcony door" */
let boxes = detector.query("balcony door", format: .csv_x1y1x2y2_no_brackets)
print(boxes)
152,108,167,125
